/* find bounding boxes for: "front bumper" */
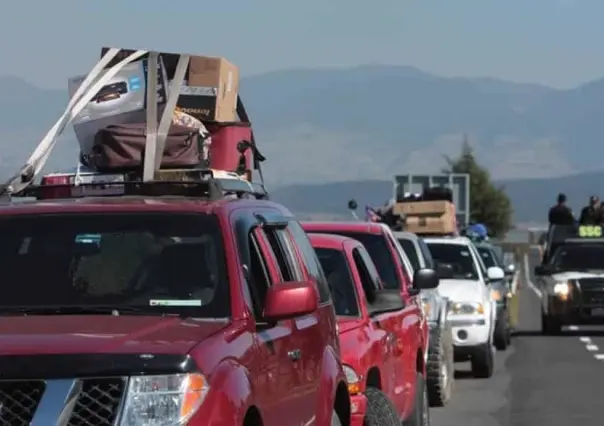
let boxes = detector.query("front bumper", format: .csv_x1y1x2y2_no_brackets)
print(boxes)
350,393,368,426
448,315,490,348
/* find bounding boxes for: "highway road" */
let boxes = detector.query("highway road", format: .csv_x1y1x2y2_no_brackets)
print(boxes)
431,247,604,426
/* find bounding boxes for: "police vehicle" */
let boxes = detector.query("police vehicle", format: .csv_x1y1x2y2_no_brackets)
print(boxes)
534,224,604,334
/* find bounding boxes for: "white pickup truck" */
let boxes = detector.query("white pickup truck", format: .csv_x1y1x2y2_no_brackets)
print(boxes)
423,236,503,379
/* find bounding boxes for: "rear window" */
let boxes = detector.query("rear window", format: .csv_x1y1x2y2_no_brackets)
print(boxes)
323,232,400,290
0,213,229,317
315,248,359,316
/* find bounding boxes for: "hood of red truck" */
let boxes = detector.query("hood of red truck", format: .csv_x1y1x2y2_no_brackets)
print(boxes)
0,315,228,355
337,317,364,335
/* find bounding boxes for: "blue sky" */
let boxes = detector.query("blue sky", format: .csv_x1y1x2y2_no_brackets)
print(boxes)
1,0,602,89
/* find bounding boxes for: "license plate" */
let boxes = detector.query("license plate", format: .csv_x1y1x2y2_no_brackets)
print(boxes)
70,174,125,196
591,308,604,316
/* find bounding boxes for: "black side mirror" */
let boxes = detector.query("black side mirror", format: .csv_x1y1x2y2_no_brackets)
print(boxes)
347,199,358,211
435,263,454,279
413,268,439,290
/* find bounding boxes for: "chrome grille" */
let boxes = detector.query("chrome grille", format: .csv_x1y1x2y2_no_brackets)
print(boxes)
0,380,45,426
67,378,125,426
0,378,125,425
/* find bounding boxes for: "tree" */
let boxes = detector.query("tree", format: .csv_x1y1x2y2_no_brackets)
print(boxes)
443,139,513,237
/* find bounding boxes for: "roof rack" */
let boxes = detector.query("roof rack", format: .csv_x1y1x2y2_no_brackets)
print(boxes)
0,47,266,200
13,168,268,201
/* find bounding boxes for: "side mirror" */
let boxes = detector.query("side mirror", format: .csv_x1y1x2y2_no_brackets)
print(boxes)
347,199,358,211
504,264,515,275
487,266,505,281
264,281,319,322
534,265,550,276
413,268,439,290
435,263,454,279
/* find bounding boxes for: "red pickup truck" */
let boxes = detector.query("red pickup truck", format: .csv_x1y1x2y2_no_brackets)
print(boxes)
0,180,350,426
309,232,438,425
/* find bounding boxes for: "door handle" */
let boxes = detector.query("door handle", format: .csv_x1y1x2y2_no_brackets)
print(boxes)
288,349,301,361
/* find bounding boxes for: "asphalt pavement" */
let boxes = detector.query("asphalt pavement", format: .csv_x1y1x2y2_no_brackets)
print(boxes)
431,247,604,426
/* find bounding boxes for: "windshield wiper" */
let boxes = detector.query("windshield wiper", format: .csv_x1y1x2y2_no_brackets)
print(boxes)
0,306,179,316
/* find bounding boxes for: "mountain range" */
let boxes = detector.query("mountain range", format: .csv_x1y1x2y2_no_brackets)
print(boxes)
2,64,604,222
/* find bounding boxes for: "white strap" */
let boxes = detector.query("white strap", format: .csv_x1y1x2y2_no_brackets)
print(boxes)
7,49,148,194
153,55,190,172
142,52,159,181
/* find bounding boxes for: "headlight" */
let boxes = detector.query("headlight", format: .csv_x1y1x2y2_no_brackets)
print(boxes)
490,289,502,301
449,302,484,315
120,373,209,426
553,282,570,298
343,365,361,395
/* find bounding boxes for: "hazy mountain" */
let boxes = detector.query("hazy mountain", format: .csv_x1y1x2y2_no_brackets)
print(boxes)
270,172,604,224
1,64,604,193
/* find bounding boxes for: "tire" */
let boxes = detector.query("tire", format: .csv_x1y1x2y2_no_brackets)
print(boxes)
426,323,453,407
331,410,342,426
403,372,430,426
363,387,400,426
494,311,510,351
541,311,562,335
470,342,494,379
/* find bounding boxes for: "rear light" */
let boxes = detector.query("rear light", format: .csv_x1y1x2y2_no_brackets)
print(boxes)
39,176,71,199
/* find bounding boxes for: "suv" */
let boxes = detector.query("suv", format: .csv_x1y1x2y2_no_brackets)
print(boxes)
0,178,350,426
424,236,502,378
395,231,454,406
310,233,437,425
301,223,430,401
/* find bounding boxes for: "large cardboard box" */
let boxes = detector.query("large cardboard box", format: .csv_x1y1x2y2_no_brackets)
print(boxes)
69,57,168,157
394,201,457,235
177,56,239,122
100,49,239,122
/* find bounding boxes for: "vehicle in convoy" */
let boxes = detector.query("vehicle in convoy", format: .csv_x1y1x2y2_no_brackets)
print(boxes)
474,241,513,350
395,231,454,407
424,237,503,378
301,222,431,412
0,47,351,426
310,233,438,425
535,224,604,335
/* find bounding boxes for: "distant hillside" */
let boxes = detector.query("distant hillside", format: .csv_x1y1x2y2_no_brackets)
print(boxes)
271,171,604,223
3,65,604,186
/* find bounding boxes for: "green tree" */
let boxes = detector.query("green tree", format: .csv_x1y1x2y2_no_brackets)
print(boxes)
443,139,513,237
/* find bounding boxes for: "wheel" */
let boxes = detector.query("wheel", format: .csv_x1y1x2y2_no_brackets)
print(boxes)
363,387,400,425
426,323,453,407
541,311,562,335
331,410,342,426
494,312,510,351
470,342,494,378
403,372,430,426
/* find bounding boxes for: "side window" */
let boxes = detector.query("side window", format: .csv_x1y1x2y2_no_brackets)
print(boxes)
418,238,435,269
246,230,272,321
468,243,487,280
353,247,382,292
287,221,331,303
399,238,421,271
264,228,303,282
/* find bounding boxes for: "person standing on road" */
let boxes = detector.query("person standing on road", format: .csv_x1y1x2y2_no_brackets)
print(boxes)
579,195,604,225
548,193,575,226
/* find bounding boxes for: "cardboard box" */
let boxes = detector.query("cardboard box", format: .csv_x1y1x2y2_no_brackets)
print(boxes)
394,201,457,235
100,49,239,122
69,57,168,157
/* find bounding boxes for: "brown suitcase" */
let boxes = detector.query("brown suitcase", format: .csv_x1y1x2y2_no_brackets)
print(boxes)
87,123,202,172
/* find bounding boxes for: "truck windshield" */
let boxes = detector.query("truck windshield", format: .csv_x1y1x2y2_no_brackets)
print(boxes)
427,242,479,280
398,239,421,271
323,232,400,290
0,213,229,318
315,248,359,316
551,244,604,270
